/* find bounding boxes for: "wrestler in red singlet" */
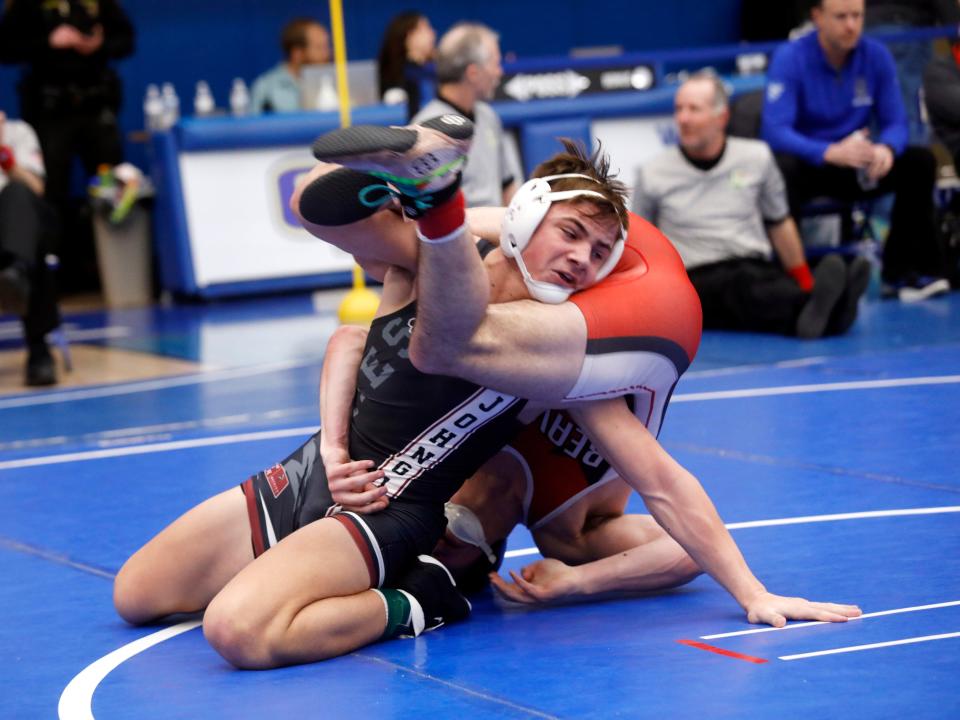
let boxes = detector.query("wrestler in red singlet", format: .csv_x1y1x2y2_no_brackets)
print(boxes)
509,211,702,529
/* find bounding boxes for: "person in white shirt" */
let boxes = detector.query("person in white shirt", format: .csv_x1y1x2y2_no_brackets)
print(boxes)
411,22,520,207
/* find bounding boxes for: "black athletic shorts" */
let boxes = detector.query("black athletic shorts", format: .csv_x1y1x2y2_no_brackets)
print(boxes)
240,432,447,587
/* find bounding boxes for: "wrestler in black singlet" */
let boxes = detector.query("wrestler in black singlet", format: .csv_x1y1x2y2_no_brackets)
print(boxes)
242,297,527,586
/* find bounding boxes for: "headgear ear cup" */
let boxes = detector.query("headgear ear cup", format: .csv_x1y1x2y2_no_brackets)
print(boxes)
500,174,626,303
501,177,554,260
596,233,624,281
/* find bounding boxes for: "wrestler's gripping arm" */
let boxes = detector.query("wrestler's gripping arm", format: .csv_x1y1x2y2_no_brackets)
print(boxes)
491,514,700,604
318,325,387,513
570,398,862,628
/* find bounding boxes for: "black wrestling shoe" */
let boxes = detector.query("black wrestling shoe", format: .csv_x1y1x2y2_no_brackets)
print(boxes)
395,555,472,635
0,261,31,317
795,254,846,339
25,344,56,387
826,256,871,336
311,115,473,193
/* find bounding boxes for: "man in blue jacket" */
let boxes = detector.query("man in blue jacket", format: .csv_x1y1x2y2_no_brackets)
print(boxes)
761,0,948,301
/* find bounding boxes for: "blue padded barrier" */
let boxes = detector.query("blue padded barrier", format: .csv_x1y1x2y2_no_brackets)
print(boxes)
176,105,407,152
495,74,765,129
520,118,592,177
499,75,766,173
151,131,196,294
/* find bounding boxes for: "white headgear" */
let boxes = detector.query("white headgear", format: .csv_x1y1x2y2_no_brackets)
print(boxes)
500,173,626,304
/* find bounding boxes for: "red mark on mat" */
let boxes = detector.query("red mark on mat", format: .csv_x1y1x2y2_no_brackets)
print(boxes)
677,639,769,664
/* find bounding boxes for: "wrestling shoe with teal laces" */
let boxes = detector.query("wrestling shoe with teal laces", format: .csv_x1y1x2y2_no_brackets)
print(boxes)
298,164,464,225
300,116,472,225
299,114,473,227
311,115,473,193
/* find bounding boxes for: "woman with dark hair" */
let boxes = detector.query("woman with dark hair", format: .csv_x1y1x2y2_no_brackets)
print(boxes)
377,11,435,118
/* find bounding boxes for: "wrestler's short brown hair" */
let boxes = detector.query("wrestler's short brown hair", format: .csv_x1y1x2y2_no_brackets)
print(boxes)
532,139,629,234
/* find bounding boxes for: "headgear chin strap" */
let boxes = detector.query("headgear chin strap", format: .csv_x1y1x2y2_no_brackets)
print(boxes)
501,173,626,304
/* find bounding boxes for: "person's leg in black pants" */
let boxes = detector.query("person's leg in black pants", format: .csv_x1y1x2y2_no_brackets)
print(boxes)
873,146,940,283
689,257,857,338
0,181,60,385
22,199,62,386
690,259,807,335
47,110,124,294
776,149,945,288
0,180,39,315
78,108,124,173
29,117,75,219
774,152,864,221
0,181,40,266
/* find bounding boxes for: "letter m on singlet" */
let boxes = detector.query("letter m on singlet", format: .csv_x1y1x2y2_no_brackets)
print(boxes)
379,388,519,498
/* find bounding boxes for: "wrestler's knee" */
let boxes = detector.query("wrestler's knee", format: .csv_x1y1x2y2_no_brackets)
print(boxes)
113,556,163,625
204,588,339,669
202,593,279,669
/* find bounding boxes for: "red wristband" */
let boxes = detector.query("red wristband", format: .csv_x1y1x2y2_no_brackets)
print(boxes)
0,145,15,173
417,190,465,240
788,263,814,292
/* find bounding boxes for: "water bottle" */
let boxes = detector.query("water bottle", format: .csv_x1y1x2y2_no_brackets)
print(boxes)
143,83,164,131
194,80,215,117
850,130,877,191
856,167,878,191
160,82,180,128
382,87,408,106
316,75,338,111
229,77,250,117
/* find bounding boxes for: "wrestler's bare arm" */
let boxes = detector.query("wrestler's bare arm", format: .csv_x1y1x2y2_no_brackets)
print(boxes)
411,297,588,402
317,325,364,463
409,204,590,402
466,206,508,242
317,326,387,513
493,512,700,604
767,217,806,272
570,398,862,627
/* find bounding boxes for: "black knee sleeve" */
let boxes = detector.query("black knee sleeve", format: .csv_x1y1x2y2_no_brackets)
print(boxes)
298,167,385,227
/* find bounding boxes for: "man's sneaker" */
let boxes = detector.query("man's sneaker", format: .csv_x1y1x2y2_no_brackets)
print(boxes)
826,256,871,336
882,275,951,303
311,115,474,193
395,554,471,636
25,343,56,387
796,254,846,339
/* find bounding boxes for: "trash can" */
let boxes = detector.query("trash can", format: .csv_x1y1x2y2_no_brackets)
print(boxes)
92,203,153,308
89,163,154,308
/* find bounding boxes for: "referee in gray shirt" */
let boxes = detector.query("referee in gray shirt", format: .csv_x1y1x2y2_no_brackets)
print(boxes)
633,71,869,339
412,22,519,208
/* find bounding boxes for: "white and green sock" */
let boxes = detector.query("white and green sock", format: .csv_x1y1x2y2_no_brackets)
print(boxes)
374,588,425,639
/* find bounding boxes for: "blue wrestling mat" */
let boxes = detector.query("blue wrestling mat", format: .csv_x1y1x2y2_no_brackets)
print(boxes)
2,292,958,719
